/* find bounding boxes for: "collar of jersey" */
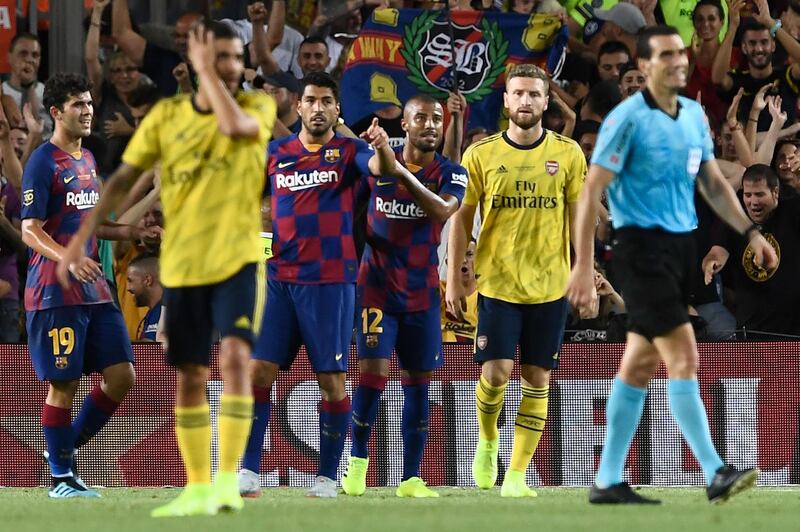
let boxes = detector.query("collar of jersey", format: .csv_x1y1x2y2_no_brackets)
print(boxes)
501,129,546,151
642,88,682,120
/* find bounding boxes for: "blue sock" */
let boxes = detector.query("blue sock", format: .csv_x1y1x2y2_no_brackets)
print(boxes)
401,379,430,481
42,404,74,477
350,374,387,459
668,379,724,484
73,386,119,449
319,397,351,480
242,386,272,473
595,377,647,488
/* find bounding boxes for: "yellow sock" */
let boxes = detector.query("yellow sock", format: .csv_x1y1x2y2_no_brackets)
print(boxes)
510,385,549,473
218,394,254,474
175,403,212,485
475,375,507,441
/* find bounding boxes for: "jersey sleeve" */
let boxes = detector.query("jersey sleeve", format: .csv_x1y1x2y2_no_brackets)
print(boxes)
591,104,636,174
241,91,277,147
566,144,588,204
122,100,165,171
20,149,53,221
699,107,716,162
461,145,483,207
351,137,375,177
440,161,468,205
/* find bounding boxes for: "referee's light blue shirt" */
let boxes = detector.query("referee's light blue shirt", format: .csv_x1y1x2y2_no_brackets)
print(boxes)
591,89,715,233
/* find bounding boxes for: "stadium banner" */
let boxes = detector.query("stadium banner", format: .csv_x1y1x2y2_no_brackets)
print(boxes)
340,8,569,132
0,342,798,488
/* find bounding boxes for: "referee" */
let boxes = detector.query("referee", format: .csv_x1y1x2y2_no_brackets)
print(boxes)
567,25,777,505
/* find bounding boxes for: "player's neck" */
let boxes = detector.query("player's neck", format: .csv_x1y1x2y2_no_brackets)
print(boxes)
647,85,680,116
506,121,544,146
50,128,82,154
402,143,434,167
299,128,335,148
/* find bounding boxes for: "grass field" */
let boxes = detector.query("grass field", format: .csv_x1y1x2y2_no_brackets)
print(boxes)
2,487,798,532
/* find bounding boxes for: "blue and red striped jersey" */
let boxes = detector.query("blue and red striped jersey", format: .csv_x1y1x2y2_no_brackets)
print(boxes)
21,143,112,311
358,149,467,312
267,133,374,284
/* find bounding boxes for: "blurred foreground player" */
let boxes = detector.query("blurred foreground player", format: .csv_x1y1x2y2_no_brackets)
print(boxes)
59,23,275,516
567,25,775,504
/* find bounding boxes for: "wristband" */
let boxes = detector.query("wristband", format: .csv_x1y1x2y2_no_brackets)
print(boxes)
771,19,782,38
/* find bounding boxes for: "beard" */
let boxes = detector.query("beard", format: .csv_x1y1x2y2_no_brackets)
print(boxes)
302,116,334,136
747,52,772,69
509,109,542,130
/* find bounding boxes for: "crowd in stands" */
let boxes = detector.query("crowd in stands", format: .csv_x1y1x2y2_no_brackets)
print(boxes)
1,0,799,343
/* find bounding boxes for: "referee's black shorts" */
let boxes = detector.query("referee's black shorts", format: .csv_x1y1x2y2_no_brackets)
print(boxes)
612,227,695,341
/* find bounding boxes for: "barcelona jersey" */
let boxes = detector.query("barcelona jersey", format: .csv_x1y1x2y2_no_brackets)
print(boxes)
21,143,112,311
358,149,467,312
267,133,374,284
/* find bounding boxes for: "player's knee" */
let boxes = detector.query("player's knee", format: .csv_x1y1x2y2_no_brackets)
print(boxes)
520,365,550,388
250,359,279,387
665,354,698,379
360,358,390,377
104,364,136,399
176,364,209,395
481,361,512,387
318,372,347,401
47,379,80,407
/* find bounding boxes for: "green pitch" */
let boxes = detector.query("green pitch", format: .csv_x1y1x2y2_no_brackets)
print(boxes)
2,487,798,532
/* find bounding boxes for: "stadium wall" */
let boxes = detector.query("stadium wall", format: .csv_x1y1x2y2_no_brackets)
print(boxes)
1,343,798,487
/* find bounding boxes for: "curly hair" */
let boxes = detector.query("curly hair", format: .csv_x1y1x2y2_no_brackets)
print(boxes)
43,73,92,111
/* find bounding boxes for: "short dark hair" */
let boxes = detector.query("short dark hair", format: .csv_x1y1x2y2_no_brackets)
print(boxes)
692,0,724,23
405,93,439,110
128,253,160,275
637,25,681,59
743,164,779,189
43,73,92,111
573,120,600,141
127,84,162,109
299,71,339,101
598,40,630,60
618,62,643,81
205,19,239,41
740,19,771,40
300,36,328,50
506,63,550,93
10,32,39,51
790,0,800,16
585,80,622,119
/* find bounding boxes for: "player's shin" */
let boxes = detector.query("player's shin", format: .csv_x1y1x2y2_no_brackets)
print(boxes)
73,386,120,449
318,396,351,480
475,375,507,441
218,394,254,473
401,376,430,480
42,403,75,477
350,373,388,458
509,384,548,473
595,377,647,488
175,403,212,485
241,385,271,474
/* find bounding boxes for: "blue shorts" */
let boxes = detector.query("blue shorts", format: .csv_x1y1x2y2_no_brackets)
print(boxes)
256,280,354,373
26,303,134,381
474,295,568,369
356,306,443,372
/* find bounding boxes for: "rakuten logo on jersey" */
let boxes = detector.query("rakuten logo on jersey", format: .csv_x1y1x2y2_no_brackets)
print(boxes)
66,190,100,210
275,170,339,191
375,197,426,220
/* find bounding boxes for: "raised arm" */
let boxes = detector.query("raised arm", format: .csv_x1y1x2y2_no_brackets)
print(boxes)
266,0,286,50
190,25,260,139
112,0,146,66
20,102,43,168
249,4,280,76
753,0,800,75
755,95,788,165
442,92,465,163
745,83,771,151
86,0,110,103
0,108,22,190
711,0,743,89
726,88,755,167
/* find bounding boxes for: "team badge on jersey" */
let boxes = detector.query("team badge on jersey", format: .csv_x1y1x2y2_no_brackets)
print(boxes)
545,161,559,176
324,148,341,163
54,355,69,369
366,334,379,348
477,335,488,350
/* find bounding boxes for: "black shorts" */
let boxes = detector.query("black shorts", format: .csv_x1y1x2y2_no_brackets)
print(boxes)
474,295,568,369
163,262,265,367
613,228,694,340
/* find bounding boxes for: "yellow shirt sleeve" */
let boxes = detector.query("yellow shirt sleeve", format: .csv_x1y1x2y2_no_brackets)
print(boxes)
462,144,483,207
566,144,587,204
121,99,165,171
239,91,277,145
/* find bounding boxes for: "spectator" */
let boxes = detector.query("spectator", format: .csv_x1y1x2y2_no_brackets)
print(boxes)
463,127,493,151
126,254,163,342
440,239,478,343
86,1,144,177
702,164,800,339
297,37,333,76
773,0,800,66
510,0,536,15
112,0,201,96
619,63,646,98
713,5,800,132
565,269,625,343
2,33,50,139
0,107,22,191
596,40,630,82
0,120,23,342
260,71,301,134
569,3,649,61
352,104,406,149
126,84,162,127
579,79,622,122
685,0,734,125
573,120,599,163
773,139,800,197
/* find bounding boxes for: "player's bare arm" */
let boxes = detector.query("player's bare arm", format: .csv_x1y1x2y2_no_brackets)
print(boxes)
22,218,103,284
696,159,778,269
392,162,459,223
701,245,730,285
56,163,143,288
566,164,613,313
189,24,259,139
444,201,476,321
